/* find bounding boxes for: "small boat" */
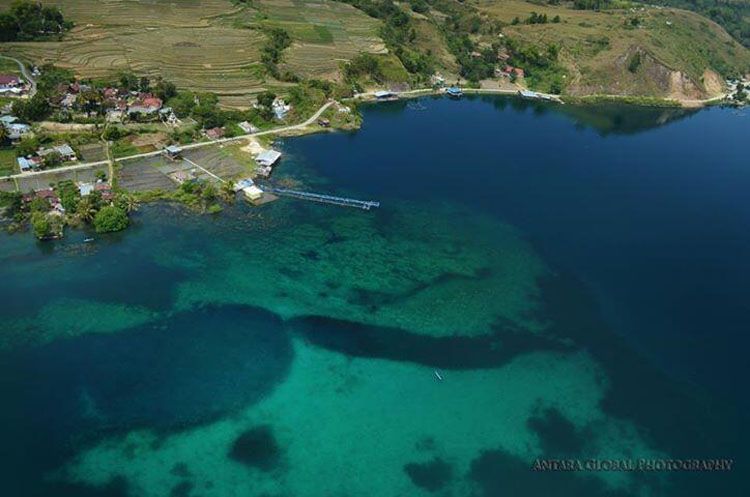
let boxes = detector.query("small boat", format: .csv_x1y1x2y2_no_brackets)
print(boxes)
83,237,95,243
434,370,444,381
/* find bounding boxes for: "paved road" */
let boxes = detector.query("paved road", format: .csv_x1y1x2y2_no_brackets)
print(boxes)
0,101,335,181
0,54,36,97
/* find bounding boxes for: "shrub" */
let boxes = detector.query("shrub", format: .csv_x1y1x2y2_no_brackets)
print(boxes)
93,205,129,233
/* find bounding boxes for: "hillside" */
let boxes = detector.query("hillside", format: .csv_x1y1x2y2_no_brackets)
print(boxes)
0,0,390,107
476,0,750,100
1,0,749,104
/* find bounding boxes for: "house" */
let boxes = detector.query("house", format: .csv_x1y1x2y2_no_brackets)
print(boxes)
0,115,18,126
243,185,264,201
95,182,115,201
164,145,182,160
129,95,163,114
238,121,258,134
446,86,463,98
205,127,225,140
39,144,77,162
256,149,281,167
78,182,95,196
6,123,31,141
233,178,255,192
374,90,397,100
0,74,23,92
318,118,330,128
103,87,119,99
60,93,77,108
272,98,291,120
23,188,59,205
17,156,43,173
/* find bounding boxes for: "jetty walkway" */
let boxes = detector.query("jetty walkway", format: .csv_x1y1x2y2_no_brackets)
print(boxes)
263,186,380,210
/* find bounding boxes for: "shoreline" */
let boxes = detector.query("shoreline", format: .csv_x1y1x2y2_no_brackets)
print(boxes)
0,86,728,182
0,89,735,240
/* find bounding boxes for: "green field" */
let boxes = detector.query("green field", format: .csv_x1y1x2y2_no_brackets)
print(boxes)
0,148,17,176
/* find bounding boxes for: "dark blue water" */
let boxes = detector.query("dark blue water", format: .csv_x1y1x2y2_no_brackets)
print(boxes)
2,96,749,496
286,97,750,402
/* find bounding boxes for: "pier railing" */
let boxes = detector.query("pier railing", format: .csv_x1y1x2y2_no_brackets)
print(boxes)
263,187,380,210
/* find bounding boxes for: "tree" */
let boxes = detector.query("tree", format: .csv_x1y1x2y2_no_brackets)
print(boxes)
118,71,139,91
12,94,51,121
31,212,52,240
0,125,7,145
42,151,63,170
93,205,129,233
15,136,39,157
256,91,277,109
76,195,98,223
153,78,177,101
116,193,139,214
139,76,150,93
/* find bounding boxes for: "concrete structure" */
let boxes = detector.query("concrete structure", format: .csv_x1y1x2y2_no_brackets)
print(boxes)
256,149,281,167
243,185,264,201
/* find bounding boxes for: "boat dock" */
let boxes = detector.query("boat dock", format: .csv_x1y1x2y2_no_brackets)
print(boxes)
263,187,380,210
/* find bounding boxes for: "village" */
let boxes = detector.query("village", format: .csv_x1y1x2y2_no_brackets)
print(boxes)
0,53,740,242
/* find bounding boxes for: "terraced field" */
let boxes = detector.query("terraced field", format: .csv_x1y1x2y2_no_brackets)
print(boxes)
257,0,386,78
0,0,386,106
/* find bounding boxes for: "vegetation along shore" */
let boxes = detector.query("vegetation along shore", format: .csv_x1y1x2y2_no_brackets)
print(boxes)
1,0,749,240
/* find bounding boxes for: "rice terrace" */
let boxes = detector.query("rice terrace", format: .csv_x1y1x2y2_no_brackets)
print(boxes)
0,0,386,106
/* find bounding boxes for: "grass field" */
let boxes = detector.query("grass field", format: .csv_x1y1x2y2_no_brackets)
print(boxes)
0,0,387,107
0,57,23,76
0,148,17,176
476,0,750,98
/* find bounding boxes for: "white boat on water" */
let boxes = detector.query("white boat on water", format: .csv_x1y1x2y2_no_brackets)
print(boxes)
434,370,443,381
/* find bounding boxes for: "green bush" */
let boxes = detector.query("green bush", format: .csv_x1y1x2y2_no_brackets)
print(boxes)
93,205,129,233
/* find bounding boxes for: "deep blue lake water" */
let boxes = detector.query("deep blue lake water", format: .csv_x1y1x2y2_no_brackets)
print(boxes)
1,96,748,497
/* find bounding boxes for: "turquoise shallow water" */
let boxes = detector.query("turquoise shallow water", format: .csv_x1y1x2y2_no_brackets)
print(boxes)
1,97,748,496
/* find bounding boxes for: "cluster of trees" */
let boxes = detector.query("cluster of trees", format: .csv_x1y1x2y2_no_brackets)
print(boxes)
512,12,561,25
573,0,609,10
340,0,435,79
0,1,73,41
116,72,177,101
1,179,135,239
260,27,295,81
173,178,231,213
343,53,384,83
11,65,73,122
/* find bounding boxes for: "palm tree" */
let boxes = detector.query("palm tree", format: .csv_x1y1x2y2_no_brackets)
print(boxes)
77,196,97,223
220,180,236,202
118,193,139,214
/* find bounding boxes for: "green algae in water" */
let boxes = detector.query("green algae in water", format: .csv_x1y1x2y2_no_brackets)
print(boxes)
64,339,664,497
166,201,548,338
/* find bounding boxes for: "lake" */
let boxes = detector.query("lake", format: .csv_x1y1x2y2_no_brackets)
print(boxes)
1,96,748,497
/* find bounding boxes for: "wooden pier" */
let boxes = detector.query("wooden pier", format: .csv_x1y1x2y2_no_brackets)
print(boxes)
263,187,380,210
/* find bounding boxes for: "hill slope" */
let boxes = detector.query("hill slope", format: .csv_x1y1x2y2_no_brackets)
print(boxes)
0,0,388,106
476,0,750,100
1,0,749,103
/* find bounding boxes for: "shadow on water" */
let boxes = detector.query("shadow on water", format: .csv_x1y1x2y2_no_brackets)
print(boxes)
289,314,570,370
0,304,293,497
477,94,698,136
467,272,746,497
